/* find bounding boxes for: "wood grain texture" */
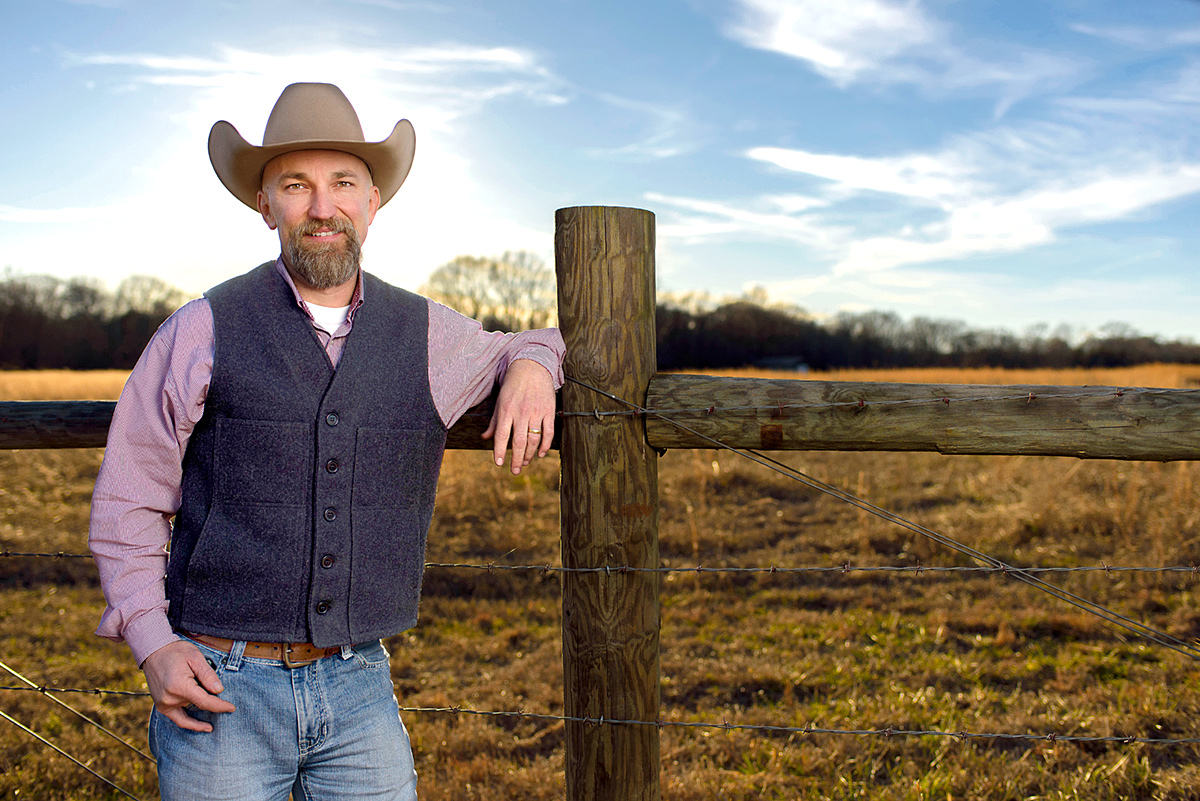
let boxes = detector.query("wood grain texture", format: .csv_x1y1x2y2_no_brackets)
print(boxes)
0,401,117,449
556,206,661,801
8,375,1198,462
645,375,1200,461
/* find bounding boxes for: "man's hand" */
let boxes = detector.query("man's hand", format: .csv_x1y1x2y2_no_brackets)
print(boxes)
482,359,556,475
142,640,236,732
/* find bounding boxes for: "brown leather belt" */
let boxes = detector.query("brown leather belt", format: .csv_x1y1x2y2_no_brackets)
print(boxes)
186,633,341,669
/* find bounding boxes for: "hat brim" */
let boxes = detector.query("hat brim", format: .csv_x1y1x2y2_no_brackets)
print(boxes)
208,119,416,210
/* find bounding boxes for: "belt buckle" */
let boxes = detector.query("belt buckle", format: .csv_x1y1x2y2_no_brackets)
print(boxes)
281,644,305,669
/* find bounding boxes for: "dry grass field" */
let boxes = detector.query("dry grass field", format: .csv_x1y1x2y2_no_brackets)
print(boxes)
2,365,1200,799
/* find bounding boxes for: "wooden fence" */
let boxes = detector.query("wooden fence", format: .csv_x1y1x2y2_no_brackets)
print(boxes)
4,205,1200,800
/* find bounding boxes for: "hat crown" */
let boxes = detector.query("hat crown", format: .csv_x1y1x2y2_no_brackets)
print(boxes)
262,83,367,146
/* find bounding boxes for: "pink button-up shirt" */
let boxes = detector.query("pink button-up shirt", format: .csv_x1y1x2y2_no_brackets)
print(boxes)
89,260,565,665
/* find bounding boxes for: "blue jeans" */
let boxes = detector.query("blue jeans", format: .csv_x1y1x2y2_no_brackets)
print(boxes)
149,637,417,801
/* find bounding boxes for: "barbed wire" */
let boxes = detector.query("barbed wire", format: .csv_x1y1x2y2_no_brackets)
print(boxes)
0,550,91,559
565,374,1200,663
6,548,1199,579
0,685,150,698
425,561,1200,577
4,680,1199,749
398,704,1200,746
560,385,1200,419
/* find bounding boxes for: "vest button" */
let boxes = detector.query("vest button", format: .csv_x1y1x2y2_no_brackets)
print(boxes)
315,601,331,615
323,507,337,522
321,554,336,569
325,412,339,426
325,458,340,473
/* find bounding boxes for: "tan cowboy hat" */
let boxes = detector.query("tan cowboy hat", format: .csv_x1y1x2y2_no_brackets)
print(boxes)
208,82,415,210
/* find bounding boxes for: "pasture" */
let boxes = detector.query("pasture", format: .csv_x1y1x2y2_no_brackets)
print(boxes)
2,365,1199,799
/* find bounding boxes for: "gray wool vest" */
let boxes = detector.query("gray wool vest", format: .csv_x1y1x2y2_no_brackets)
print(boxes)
166,262,448,647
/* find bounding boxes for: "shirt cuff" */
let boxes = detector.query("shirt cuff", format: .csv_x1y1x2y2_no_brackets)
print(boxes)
122,612,181,667
510,345,565,389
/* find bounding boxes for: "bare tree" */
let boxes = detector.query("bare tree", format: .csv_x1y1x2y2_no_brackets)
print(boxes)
490,250,556,330
115,275,190,318
62,277,110,319
420,250,556,331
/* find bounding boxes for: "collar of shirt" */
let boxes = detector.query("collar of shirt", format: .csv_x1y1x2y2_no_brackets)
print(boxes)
273,256,366,337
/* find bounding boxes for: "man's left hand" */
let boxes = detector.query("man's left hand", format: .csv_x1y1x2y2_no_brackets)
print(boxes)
482,359,556,475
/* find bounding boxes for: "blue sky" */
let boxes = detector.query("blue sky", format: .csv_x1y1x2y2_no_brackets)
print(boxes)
4,0,1200,340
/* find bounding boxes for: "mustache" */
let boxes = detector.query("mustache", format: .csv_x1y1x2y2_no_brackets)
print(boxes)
295,218,358,242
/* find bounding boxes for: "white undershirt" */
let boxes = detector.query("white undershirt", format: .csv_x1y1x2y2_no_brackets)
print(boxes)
305,302,351,335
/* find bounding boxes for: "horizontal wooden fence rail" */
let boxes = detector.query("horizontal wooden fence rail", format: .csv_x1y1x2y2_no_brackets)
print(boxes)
0,399,506,451
0,401,117,450
7,377,1200,461
646,374,1200,461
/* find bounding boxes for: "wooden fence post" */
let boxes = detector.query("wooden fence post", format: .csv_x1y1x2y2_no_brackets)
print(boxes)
555,206,660,801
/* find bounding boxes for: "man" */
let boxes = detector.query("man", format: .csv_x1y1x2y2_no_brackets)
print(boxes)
89,83,564,800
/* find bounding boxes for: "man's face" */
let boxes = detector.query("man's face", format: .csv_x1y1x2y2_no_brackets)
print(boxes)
257,149,381,291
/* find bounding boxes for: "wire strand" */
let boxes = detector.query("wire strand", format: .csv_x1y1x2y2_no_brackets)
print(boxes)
6,549,1200,578
0,659,155,764
400,704,1200,746
3,683,1196,749
0,706,145,800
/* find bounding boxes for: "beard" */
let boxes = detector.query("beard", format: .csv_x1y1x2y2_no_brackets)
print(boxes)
283,218,363,290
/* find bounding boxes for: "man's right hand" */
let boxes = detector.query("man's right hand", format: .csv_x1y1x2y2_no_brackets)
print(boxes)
141,640,236,732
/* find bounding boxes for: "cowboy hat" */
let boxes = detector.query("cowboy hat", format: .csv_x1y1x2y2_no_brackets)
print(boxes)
208,82,415,210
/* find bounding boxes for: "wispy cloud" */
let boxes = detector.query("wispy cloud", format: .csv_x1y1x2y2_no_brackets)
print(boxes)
1071,23,1200,50
725,0,1083,115
747,147,981,203
728,0,940,86
1056,58,1200,123
65,43,568,127
749,130,1200,276
828,162,1200,276
648,191,838,248
585,94,696,161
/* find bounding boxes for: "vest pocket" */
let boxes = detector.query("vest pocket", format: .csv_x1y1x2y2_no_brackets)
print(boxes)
180,502,309,637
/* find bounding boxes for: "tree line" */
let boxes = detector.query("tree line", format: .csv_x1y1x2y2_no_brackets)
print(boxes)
0,272,190,369
4,254,1198,371
655,299,1200,371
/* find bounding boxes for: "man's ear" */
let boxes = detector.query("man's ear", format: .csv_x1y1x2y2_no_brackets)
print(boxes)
257,189,278,231
367,185,381,226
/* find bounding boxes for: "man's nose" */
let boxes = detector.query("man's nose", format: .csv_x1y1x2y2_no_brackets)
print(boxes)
309,187,337,219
